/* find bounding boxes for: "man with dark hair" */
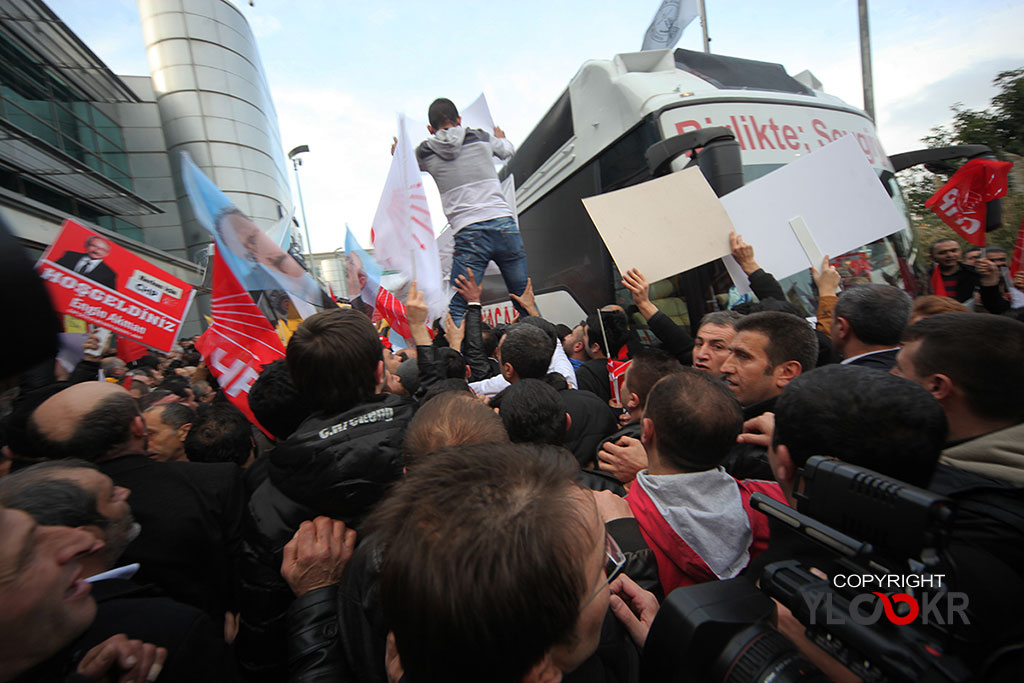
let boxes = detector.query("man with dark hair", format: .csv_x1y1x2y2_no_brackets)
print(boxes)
373,443,614,682
494,378,568,447
143,403,195,462
719,311,818,480
285,308,384,415
26,382,244,620
560,323,588,372
577,309,630,403
499,324,553,382
770,365,947,495
437,346,470,380
416,97,527,322
627,370,785,593
894,313,1024,483
157,375,197,410
963,246,982,267
184,402,254,467
247,359,311,442
831,283,911,370
597,348,684,485
721,311,818,414
976,246,1024,310
929,238,976,300
238,306,418,681
893,313,1024,672
692,310,743,375
497,324,616,467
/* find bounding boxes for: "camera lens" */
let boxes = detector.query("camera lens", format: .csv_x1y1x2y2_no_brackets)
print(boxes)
717,626,828,682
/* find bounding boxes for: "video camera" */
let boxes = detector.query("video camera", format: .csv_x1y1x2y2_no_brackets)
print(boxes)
641,456,984,683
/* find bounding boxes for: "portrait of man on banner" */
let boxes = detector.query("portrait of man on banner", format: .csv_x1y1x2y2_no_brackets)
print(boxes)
54,235,119,290
180,152,328,319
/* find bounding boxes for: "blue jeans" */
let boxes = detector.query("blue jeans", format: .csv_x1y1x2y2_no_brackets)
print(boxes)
450,216,529,323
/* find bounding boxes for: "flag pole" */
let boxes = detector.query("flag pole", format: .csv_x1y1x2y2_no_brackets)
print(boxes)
698,0,710,53
858,0,875,121
596,309,612,360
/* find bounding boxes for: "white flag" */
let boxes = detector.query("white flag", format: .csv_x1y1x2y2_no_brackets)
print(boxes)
460,93,495,132
370,113,447,322
641,0,698,51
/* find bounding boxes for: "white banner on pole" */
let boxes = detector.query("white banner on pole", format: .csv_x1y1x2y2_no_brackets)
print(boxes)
642,0,699,50
370,114,446,321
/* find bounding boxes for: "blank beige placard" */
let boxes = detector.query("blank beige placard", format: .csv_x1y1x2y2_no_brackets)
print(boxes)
581,167,734,284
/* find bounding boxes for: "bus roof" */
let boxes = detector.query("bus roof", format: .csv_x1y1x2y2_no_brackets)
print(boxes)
504,48,874,205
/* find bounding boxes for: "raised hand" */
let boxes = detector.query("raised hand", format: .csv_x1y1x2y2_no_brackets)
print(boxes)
508,277,539,317
730,231,760,275
281,516,357,597
454,268,483,305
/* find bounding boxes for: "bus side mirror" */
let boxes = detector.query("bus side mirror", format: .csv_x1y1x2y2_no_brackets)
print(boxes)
645,127,744,198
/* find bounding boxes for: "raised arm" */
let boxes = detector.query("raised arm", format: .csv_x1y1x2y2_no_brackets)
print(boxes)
622,268,693,363
490,126,515,160
455,268,496,381
731,231,786,302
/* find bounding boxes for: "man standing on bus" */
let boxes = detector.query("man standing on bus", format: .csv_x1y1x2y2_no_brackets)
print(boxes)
414,98,529,323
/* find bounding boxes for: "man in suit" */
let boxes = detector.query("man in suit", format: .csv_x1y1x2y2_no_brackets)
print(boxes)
831,283,912,371
55,236,119,290
26,381,244,620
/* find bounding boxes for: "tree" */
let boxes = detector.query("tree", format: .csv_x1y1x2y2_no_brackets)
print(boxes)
896,68,1024,266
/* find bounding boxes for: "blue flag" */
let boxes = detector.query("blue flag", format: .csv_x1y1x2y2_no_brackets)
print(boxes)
181,152,324,317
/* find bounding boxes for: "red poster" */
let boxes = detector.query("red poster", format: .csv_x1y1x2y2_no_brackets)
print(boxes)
195,248,285,436
36,220,195,353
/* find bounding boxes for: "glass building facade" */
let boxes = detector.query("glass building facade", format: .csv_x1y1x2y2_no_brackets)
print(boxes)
0,32,133,191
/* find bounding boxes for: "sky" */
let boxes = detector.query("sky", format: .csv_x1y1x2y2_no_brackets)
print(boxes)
48,0,1024,254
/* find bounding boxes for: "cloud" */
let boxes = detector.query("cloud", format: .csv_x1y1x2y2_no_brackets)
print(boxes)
879,57,1021,153
248,13,283,38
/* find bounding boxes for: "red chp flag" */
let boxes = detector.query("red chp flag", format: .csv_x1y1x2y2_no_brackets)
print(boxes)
374,287,411,340
925,159,1012,247
1011,216,1024,279
608,356,632,407
195,248,285,436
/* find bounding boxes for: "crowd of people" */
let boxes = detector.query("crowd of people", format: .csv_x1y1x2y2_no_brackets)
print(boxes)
1,217,1022,682
2,86,1024,681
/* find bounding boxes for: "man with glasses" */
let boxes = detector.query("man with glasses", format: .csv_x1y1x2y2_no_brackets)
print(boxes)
626,370,786,594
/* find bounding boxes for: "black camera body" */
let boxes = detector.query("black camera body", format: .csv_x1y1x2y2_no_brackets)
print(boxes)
641,457,979,683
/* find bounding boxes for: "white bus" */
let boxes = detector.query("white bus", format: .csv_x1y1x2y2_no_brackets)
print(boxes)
486,48,923,330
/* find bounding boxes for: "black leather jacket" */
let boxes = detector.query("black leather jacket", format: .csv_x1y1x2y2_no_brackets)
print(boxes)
235,394,416,682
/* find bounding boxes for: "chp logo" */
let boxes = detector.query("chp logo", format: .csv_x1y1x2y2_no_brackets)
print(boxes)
804,574,970,627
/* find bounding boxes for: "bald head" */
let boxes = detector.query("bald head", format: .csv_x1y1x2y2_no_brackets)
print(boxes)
29,382,143,462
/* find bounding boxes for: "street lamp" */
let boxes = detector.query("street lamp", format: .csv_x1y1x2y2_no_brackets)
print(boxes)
287,144,314,273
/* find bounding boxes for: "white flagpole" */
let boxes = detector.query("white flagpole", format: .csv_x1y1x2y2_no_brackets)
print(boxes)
698,0,710,53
